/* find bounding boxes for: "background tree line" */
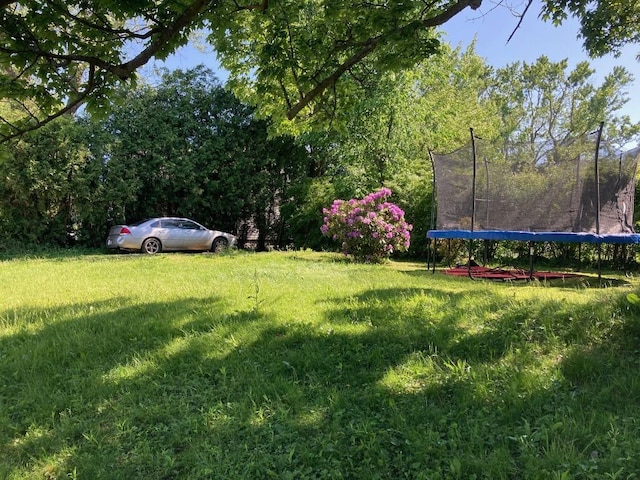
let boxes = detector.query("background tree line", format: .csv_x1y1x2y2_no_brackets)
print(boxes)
0,45,638,265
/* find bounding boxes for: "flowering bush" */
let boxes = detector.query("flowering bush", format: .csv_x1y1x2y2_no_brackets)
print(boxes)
321,188,413,262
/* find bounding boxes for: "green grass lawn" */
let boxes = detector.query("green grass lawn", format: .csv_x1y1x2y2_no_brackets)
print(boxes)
1,250,640,479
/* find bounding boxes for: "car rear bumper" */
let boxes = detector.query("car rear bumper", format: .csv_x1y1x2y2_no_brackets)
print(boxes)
106,235,140,251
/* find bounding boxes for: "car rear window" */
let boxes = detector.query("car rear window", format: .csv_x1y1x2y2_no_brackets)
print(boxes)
161,219,181,228
131,219,151,226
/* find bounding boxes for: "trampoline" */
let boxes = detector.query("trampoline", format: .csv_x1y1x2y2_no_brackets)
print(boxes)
426,124,640,280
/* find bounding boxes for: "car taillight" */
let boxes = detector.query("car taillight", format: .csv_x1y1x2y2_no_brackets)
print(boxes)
120,227,131,235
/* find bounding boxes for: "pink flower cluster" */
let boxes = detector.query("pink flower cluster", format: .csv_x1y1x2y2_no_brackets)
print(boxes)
321,188,412,262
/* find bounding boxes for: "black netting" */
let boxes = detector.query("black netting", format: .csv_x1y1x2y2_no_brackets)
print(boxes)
431,135,640,235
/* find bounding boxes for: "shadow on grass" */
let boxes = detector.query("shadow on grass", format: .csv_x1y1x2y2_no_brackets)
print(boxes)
0,246,109,262
285,251,353,264
2,284,640,479
400,267,633,289
0,248,242,264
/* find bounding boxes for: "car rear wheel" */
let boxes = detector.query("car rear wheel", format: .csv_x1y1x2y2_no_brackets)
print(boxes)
211,237,229,252
141,237,162,254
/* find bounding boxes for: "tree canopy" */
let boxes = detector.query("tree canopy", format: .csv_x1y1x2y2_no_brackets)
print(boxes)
1,0,638,141
541,0,640,58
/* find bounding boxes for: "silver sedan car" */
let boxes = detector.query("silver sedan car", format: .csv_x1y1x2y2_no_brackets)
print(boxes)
106,217,237,254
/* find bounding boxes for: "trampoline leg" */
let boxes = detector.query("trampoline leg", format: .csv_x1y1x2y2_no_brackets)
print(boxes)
528,241,535,281
427,238,437,274
483,240,490,265
577,243,582,271
432,239,437,273
597,243,602,285
467,239,476,280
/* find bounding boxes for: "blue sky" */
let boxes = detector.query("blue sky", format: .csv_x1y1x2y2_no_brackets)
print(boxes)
155,1,639,123
442,0,640,123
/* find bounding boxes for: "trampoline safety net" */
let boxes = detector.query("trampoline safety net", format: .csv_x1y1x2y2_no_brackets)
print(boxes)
431,136,640,235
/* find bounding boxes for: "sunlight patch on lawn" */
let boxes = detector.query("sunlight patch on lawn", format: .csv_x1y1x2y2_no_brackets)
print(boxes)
10,424,50,449
377,351,442,394
8,426,78,480
103,354,159,383
293,408,326,428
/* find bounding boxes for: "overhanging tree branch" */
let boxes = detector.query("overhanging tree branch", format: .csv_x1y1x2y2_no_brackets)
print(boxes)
114,0,213,79
50,3,157,40
2,0,486,141
0,0,213,142
1,65,96,142
286,0,480,120
1,1,211,80
286,39,380,120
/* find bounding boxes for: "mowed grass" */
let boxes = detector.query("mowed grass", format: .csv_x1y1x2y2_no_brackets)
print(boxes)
2,251,640,479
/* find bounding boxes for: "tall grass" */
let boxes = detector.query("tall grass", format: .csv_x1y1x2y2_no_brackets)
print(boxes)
1,250,640,479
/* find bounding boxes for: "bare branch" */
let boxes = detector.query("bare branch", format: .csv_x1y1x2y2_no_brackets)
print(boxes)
507,0,533,44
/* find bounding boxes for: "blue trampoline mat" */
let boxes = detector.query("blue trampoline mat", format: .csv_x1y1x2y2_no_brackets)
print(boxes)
427,230,640,244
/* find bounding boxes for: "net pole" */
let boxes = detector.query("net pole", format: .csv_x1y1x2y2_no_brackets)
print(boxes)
428,150,437,273
595,122,603,235
483,156,490,264
484,156,490,229
468,127,477,279
470,128,477,233
595,122,604,283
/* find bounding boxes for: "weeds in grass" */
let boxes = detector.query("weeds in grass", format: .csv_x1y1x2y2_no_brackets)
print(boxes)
1,251,640,479
248,268,264,314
